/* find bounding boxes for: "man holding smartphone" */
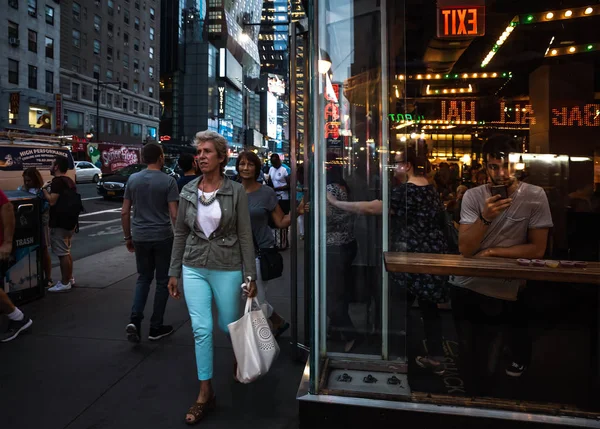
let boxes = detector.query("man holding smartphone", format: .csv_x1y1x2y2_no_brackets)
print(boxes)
450,134,553,394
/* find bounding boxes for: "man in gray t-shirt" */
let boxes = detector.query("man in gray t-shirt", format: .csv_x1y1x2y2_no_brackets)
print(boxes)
121,143,180,344
450,135,552,392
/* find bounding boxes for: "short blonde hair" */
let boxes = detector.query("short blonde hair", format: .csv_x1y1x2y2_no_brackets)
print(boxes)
193,130,229,173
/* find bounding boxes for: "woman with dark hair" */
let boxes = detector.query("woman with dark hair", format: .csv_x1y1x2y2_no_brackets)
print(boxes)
18,167,52,287
328,147,448,373
236,150,293,336
325,152,358,353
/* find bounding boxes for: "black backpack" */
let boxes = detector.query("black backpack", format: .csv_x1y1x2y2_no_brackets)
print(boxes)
54,178,84,231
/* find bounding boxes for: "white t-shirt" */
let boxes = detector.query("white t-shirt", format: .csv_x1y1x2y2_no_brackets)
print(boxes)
268,166,289,200
197,190,222,238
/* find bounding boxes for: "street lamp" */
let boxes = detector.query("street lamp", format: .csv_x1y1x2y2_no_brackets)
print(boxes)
95,78,122,142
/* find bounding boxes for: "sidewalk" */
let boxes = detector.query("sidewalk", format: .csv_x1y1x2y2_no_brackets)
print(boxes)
1,245,305,429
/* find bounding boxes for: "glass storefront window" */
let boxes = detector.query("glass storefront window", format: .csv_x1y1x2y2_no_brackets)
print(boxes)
28,105,51,129
302,0,600,425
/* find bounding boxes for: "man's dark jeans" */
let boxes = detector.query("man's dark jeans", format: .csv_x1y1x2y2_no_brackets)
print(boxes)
130,236,173,330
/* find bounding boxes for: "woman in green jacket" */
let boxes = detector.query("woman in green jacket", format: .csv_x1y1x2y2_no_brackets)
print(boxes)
167,130,257,425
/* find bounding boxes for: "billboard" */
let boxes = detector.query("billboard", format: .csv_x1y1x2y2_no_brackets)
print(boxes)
87,143,141,174
267,92,278,139
268,74,286,95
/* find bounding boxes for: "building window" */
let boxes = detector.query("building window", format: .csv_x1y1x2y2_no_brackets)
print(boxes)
45,6,54,25
133,100,138,112
27,0,36,16
45,37,53,58
133,58,139,70
134,37,139,51
8,21,18,40
9,0,18,9
107,0,114,15
132,80,138,93
149,27,154,40
93,88,98,102
93,64,100,79
149,7,155,20
107,22,114,37
124,10,130,24
134,0,139,9
122,98,128,110
94,39,101,55
132,123,141,136
28,65,37,89
107,46,113,61
148,66,154,78
8,59,18,84
148,86,153,98
149,46,154,59
45,70,53,93
124,33,129,45
81,84,88,99
28,30,37,53
148,105,154,116
107,92,113,106
73,2,81,21
122,76,129,89
106,69,113,80
72,55,80,73
134,17,140,30
73,30,81,48
94,15,101,32
123,53,129,69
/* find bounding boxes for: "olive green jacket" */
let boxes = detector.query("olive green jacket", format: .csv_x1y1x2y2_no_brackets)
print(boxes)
168,176,257,281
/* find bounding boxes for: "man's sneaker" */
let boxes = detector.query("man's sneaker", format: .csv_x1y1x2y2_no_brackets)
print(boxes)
126,322,141,343
48,281,72,293
148,325,174,341
506,361,527,377
70,277,75,286
0,316,33,342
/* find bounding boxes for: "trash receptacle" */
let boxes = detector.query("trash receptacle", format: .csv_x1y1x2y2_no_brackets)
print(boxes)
2,190,43,305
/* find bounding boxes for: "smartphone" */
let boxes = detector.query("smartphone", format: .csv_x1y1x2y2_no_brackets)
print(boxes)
491,184,508,199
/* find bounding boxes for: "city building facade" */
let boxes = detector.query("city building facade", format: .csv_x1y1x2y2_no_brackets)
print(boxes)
59,0,160,144
1,0,62,134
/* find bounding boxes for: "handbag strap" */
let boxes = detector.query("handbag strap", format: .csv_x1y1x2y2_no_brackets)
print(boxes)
244,297,260,314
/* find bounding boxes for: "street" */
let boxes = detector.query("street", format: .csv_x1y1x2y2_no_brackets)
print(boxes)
51,183,125,265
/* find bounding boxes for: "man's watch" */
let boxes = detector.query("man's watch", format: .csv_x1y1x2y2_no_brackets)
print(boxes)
479,213,492,226
124,236,132,241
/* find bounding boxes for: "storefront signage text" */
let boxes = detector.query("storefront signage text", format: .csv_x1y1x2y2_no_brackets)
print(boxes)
441,100,477,122
55,94,63,130
490,101,536,125
551,104,600,127
101,146,140,172
217,85,225,118
9,92,20,115
437,6,485,38
388,114,426,123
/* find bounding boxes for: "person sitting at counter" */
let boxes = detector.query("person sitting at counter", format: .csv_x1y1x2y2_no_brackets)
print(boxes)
451,134,553,394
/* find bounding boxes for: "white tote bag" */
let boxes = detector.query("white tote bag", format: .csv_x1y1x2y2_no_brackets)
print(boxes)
228,297,280,384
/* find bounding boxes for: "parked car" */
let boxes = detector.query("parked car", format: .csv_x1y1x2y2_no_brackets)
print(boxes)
97,163,179,199
74,161,103,183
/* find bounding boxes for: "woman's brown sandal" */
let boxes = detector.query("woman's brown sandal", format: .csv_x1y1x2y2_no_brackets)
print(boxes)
185,396,216,425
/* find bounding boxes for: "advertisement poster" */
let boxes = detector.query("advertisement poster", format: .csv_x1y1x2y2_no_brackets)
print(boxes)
0,146,74,172
87,143,141,174
325,83,342,148
267,92,278,139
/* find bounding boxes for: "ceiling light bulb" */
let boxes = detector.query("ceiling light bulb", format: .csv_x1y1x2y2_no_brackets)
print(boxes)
492,73,497,77
482,73,488,78
585,7,593,14
443,89,448,94
551,49,558,55
497,40,504,46
426,74,432,79
451,89,456,93
564,10,572,17
417,74,422,79
473,73,478,78
399,75,405,80
463,73,468,78
459,88,464,93
435,74,441,79
569,46,576,53
546,12,554,19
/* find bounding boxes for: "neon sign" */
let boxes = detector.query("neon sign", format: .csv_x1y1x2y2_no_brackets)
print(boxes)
441,100,477,122
388,114,426,123
217,85,225,118
437,6,485,38
490,101,536,125
551,104,600,127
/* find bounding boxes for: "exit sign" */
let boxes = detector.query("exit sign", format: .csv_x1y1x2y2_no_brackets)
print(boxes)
437,6,485,38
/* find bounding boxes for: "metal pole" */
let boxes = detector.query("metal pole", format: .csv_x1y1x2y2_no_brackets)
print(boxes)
96,78,100,142
289,20,299,360
380,0,390,361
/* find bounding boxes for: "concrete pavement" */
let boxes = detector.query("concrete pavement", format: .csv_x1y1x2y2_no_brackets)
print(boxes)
3,243,306,429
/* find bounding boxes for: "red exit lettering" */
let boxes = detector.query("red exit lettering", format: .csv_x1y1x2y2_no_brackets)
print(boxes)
438,7,484,37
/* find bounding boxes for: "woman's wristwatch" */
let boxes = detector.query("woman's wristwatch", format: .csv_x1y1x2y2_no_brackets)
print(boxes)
124,235,132,241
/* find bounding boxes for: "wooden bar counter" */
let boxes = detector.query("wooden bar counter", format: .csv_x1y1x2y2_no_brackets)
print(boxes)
384,252,600,284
